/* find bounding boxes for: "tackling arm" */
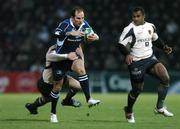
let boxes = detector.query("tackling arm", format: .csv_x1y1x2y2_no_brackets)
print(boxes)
46,50,68,62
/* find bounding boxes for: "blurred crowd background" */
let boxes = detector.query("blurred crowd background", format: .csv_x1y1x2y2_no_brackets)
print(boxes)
0,0,179,72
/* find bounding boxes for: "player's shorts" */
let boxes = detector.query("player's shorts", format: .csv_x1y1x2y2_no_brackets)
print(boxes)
128,55,159,82
51,60,73,81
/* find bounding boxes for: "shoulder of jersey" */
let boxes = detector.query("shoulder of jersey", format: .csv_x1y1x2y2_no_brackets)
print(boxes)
61,19,70,25
145,21,154,26
123,22,134,31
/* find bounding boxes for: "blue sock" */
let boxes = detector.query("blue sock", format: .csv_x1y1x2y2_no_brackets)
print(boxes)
50,91,59,114
78,74,90,102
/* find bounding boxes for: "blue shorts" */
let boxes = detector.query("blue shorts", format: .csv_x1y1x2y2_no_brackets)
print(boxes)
128,55,159,82
51,60,73,81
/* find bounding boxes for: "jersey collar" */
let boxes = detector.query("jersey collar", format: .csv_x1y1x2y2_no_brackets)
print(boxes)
70,18,85,31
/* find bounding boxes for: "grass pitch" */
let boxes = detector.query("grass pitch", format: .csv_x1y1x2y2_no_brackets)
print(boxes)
0,93,179,129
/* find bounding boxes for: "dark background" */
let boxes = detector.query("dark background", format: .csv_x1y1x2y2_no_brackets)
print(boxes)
0,0,179,72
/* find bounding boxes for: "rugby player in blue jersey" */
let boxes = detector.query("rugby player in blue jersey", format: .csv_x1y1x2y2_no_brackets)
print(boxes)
52,6,100,109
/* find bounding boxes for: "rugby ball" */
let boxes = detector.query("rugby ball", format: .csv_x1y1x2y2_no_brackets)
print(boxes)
84,28,94,41
84,28,94,36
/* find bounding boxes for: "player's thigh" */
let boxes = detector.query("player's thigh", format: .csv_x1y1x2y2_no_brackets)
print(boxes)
37,78,53,98
71,59,85,74
65,75,81,90
53,79,64,91
149,63,170,81
128,61,145,83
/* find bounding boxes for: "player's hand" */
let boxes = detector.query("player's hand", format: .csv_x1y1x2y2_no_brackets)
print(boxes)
86,33,99,42
66,31,84,37
125,54,133,65
67,52,78,61
163,45,172,55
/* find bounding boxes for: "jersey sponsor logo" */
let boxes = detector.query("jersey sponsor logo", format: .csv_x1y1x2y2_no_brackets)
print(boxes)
137,38,151,42
67,38,82,42
56,70,62,75
131,68,142,75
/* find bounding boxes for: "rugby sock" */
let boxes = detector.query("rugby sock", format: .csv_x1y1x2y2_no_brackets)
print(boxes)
32,97,47,108
157,85,168,109
78,74,90,102
127,91,139,113
50,91,60,114
64,88,77,101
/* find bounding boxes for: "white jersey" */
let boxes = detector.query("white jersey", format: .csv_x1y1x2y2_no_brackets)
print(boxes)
118,22,158,61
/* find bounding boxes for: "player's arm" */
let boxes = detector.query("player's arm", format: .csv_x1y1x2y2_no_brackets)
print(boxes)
117,44,130,56
54,22,69,38
117,27,134,65
66,31,85,37
86,27,99,42
46,50,68,61
151,25,172,54
86,33,99,41
46,46,78,61
54,21,84,38
84,21,99,42
153,38,172,55
117,43,133,65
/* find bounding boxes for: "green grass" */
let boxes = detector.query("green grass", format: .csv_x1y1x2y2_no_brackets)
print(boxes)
0,93,179,129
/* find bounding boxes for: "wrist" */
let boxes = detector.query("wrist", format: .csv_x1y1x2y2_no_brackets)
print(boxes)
65,32,71,36
61,54,68,59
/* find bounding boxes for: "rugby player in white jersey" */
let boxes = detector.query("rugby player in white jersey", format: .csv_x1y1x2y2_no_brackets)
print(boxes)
25,44,83,123
118,7,173,123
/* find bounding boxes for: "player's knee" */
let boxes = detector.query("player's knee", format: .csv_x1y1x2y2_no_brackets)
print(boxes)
75,68,86,75
53,82,62,92
130,87,143,98
71,87,80,93
160,75,170,86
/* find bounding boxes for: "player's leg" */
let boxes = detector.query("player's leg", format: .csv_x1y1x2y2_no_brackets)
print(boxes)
61,75,82,107
50,80,63,114
124,80,144,123
25,78,52,114
71,59,100,107
50,62,67,122
71,59,90,101
124,60,146,123
49,80,63,123
148,63,173,116
126,81,144,112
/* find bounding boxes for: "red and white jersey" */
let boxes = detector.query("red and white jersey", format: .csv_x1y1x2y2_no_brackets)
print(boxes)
118,22,158,61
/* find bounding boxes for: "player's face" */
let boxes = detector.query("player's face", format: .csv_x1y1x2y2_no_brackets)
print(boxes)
72,11,84,27
132,11,145,26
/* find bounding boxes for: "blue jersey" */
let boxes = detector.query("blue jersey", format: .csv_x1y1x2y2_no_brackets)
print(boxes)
54,18,91,54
